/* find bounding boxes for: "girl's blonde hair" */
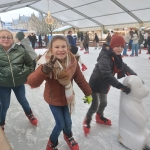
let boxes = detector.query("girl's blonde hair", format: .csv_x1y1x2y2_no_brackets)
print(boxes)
0,29,13,39
48,35,71,50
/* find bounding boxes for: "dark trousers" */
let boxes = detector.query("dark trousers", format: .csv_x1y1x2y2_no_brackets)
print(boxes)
32,42,35,49
148,45,150,54
39,41,42,47
144,39,147,48
33,60,36,70
86,92,107,120
84,43,89,51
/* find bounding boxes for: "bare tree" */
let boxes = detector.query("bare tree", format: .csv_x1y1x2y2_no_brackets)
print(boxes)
28,13,41,33
47,20,60,36
28,12,61,36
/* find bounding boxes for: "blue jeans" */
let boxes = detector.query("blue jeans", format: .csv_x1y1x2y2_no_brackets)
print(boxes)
0,84,31,125
123,43,128,55
49,105,72,145
131,43,139,56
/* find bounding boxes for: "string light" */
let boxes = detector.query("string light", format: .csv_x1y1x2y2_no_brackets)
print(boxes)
45,0,54,25
45,11,54,25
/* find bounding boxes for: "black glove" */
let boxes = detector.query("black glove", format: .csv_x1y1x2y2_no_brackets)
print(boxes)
42,55,57,74
116,83,131,94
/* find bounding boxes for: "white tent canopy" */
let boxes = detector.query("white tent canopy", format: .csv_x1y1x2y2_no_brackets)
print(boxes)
0,0,150,29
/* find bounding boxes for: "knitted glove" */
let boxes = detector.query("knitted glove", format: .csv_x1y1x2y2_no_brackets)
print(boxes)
83,95,92,104
42,55,57,74
116,83,131,94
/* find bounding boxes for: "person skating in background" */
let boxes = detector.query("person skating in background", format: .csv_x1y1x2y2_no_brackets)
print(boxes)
15,32,37,69
38,34,42,48
79,32,84,50
27,35,92,150
67,30,74,46
130,29,139,57
93,33,100,50
146,32,150,60
0,29,38,131
83,35,137,136
144,31,148,49
30,33,37,49
105,32,111,45
123,32,131,56
128,29,133,51
83,32,90,54
70,44,87,71
110,30,114,37
27,33,32,44
67,31,87,71
138,30,144,54
44,35,48,47
73,35,77,46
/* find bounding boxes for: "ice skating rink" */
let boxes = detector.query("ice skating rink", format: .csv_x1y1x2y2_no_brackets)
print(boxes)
5,48,150,150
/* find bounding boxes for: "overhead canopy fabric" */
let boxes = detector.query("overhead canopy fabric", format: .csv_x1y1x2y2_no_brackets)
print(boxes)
0,0,150,29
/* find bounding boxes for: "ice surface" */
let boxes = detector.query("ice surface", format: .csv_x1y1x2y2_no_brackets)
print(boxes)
4,47,150,150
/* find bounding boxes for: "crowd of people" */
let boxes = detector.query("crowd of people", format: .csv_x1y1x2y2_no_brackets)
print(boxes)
0,28,149,150
27,33,48,49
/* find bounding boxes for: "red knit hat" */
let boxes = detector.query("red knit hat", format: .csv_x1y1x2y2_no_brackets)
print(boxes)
110,35,125,49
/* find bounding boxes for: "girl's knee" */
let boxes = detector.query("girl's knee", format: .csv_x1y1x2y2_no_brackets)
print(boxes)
101,101,107,108
56,122,65,131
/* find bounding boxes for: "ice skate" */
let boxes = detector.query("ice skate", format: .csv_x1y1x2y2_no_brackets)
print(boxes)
26,110,38,126
83,118,91,136
63,133,79,150
46,140,58,150
95,113,111,126
84,51,89,54
81,64,87,71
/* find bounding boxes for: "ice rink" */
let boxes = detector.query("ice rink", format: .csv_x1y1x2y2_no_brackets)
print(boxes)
4,47,150,150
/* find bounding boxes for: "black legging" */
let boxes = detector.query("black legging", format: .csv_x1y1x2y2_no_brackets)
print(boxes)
31,42,35,49
86,92,107,120
84,43,89,51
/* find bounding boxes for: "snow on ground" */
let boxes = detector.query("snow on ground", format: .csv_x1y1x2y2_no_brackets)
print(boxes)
4,47,150,150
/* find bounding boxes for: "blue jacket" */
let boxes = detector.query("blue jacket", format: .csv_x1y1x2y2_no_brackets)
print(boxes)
67,35,75,46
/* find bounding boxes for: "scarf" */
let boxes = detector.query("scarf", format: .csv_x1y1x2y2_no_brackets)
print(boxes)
37,50,77,113
108,49,125,79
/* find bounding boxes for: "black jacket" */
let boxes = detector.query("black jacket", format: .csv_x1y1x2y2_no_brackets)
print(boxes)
89,45,136,94
94,34,99,42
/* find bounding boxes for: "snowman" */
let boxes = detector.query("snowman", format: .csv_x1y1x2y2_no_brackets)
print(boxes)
118,75,150,150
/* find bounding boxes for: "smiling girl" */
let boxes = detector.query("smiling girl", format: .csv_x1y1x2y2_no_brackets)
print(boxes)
0,29,37,131
27,35,92,150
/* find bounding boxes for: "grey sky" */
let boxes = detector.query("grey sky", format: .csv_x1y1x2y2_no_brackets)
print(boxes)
0,7,39,22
